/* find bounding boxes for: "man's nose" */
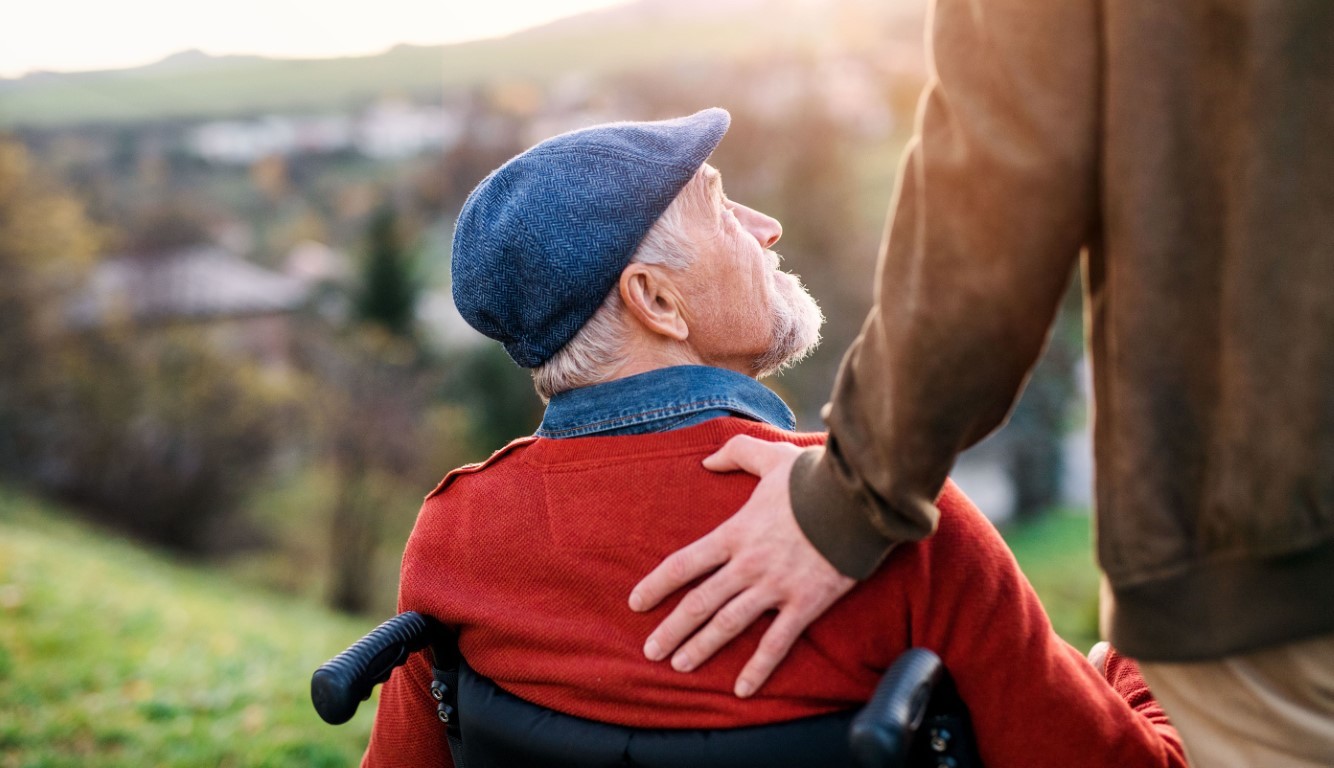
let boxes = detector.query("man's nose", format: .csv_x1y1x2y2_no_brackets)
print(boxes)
736,205,782,249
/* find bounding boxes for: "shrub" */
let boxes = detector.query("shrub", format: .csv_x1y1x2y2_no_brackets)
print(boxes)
31,327,300,553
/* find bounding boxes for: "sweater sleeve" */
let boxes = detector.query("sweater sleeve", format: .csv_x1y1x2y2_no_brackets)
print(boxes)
362,514,455,768
905,483,1186,768
361,650,453,768
791,0,1099,578
1101,648,1183,751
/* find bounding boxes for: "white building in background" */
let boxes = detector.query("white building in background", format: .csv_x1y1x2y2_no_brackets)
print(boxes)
188,101,462,164
355,100,463,160
191,117,301,164
68,245,313,368
291,116,356,155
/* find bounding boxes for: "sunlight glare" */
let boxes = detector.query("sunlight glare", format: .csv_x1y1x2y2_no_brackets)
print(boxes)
1,0,633,78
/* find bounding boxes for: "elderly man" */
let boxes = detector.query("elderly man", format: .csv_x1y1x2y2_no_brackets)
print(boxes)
361,109,1185,767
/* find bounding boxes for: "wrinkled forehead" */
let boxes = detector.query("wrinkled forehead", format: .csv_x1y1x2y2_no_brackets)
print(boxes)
671,163,725,228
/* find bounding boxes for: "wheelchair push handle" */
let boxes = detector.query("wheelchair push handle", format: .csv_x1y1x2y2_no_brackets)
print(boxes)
311,611,434,725
848,648,944,767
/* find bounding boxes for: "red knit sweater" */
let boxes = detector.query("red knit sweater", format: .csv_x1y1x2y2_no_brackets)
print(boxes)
364,418,1186,767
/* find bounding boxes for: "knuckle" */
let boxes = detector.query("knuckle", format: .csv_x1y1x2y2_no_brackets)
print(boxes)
653,616,685,644
783,586,818,611
714,437,742,459
681,589,716,620
656,625,685,648
664,553,694,583
731,554,763,581
687,632,720,660
714,604,749,635
734,546,773,572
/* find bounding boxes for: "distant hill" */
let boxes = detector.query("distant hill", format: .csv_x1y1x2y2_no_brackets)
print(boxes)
0,0,924,128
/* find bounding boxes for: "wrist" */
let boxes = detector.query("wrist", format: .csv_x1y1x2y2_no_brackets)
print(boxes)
789,446,894,579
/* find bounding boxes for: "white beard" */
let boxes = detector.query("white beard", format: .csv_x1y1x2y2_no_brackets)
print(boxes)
752,267,824,379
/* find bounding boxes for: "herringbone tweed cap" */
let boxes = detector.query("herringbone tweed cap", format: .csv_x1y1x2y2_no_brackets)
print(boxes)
452,108,731,367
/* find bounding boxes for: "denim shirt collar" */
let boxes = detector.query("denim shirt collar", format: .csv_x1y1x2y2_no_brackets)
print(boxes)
535,365,796,439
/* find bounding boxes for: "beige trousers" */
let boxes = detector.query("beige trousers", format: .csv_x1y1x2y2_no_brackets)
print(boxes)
1139,634,1334,768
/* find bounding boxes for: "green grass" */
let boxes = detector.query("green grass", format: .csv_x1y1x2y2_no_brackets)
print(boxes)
0,488,376,767
1003,508,1102,652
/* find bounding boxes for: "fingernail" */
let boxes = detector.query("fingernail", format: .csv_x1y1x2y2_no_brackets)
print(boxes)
672,653,692,672
644,639,662,660
735,680,753,698
629,593,643,611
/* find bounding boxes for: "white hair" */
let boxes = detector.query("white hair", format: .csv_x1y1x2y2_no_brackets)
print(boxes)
531,171,707,401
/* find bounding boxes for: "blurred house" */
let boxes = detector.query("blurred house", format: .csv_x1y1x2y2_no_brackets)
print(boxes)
284,239,348,285
357,100,462,160
68,245,313,368
187,101,463,165
191,117,310,165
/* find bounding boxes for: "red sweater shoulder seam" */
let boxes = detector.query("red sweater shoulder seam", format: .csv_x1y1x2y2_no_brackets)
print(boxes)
424,436,539,500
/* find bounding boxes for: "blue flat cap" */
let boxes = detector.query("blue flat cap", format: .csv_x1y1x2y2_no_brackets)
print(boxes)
452,108,731,367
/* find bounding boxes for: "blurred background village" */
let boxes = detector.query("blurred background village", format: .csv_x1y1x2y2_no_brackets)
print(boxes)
0,0,1097,764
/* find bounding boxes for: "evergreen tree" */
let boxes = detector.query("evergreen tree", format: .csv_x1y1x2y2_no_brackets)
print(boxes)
324,201,428,613
355,204,418,339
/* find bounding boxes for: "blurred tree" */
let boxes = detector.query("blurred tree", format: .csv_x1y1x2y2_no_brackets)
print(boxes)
761,103,877,421
426,103,525,215
440,344,544,460
355,205,419,338
121,203,213,255
320,199,432,613
314,329,429,614
0,139,98,477
250,154,288,202
43,329,298,551
0,139,296,551
999,277,1084,519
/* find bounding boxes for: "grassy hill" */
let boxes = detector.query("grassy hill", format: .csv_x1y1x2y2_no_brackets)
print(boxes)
0,0,925,128
0,8,769,127
0,488,376,767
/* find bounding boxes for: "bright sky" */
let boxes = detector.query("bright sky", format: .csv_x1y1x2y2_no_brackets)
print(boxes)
1,0,633,78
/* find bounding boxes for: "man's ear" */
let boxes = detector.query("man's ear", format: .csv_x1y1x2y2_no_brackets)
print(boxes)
619,263,690,342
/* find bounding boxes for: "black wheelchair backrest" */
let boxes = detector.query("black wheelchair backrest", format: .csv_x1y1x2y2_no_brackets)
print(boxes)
454,657,861,768
312,612,982,768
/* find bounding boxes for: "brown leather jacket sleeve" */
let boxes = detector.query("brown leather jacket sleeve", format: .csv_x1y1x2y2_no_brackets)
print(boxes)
792,0,1098,578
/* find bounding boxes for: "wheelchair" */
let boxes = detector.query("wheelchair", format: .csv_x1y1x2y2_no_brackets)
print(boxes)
312,611,983,767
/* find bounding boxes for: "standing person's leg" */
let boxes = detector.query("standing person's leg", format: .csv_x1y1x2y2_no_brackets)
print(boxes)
1139,634,1334,768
